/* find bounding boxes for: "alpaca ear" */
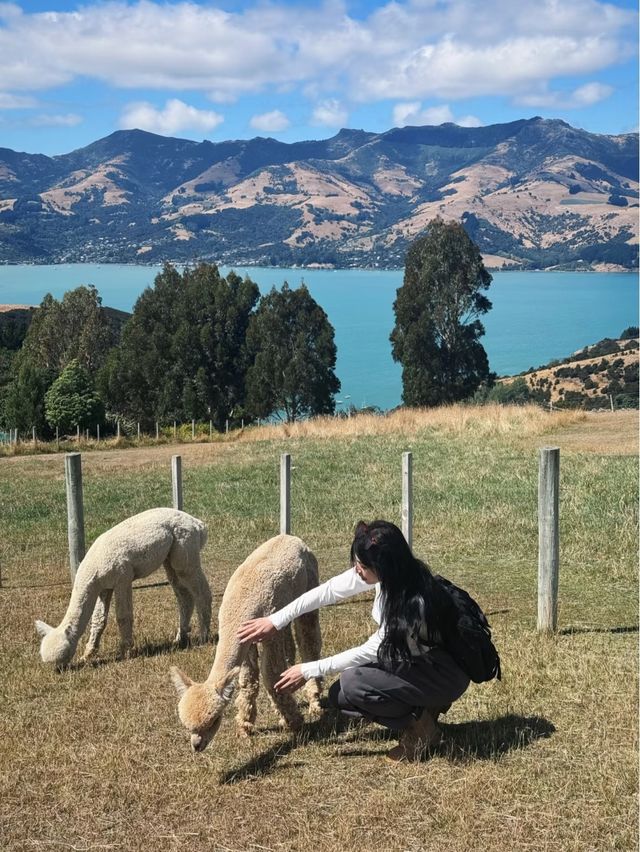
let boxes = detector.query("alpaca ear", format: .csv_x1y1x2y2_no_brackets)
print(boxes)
216,666,240,702
170,666,194,697
35,620,53,638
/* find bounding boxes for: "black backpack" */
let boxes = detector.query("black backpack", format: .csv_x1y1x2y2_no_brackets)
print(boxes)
433,575,502,684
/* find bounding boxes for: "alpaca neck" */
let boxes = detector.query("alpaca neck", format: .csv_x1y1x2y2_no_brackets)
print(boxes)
205,632,247,686
59,575,100,648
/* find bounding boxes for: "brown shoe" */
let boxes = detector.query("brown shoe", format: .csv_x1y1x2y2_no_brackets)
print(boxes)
386,710,442,762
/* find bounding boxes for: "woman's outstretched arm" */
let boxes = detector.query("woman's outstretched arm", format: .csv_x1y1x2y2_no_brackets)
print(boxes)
238,566,372,644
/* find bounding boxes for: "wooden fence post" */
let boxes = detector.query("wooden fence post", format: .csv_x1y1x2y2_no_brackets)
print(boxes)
97,424,100,442
172,455,183,511
191,419,195,440
173,420,177,440
117,420,120,440
156,421,159,441
64,452,86,581
209,419,213,438
402,451,413,549
280,453,291,534
137,423,141,441
32,426,36,445
538,447,560,632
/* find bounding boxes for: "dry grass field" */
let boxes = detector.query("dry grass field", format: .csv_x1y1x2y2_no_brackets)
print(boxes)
0,405,637,852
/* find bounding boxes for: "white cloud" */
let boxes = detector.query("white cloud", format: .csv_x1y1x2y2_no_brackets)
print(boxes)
249,109,290,132
354,34,627,101
516,81,614,108
119,99,223,135
311,98,348,127
393,102,481,128
0,92,37,108
0,0,634,115
30,113,83,127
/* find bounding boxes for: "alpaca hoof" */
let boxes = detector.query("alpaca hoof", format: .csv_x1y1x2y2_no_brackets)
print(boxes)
81,647,96,662
281,716,304,733
237,723,255,738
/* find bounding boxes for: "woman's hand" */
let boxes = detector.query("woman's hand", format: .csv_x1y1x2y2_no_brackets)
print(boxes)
237,617,278,645
274,664,306,694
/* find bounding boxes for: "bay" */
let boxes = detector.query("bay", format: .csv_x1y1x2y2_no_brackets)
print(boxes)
0,264,637,411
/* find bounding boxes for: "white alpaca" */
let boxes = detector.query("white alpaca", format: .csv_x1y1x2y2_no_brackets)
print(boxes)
171,533,322,752
36,508,212,666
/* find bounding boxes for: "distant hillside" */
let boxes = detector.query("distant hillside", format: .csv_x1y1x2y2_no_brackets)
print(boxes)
500,331,639,409
0,117,637,269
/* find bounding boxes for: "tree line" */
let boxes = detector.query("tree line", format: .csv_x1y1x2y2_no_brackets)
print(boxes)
0,264,341,436
0,219,503,439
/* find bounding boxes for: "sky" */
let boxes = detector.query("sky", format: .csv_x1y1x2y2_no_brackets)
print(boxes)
0,0,637,156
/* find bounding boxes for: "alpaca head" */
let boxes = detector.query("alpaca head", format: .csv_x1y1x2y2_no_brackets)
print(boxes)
35,620,75,666
170,666,240,752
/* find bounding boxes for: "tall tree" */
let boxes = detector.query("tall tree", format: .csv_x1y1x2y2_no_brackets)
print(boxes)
2,285,117,433
3,360,52,434
99,264,184,423
101,263,259,428
391,218,493,406
45,359,104,432
21,286,116,373
245,283,340,422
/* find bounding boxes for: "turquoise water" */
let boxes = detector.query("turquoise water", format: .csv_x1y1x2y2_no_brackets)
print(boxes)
0,264,637,410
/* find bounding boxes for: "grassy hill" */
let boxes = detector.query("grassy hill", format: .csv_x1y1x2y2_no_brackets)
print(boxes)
499,332,639,409
0,405,637,851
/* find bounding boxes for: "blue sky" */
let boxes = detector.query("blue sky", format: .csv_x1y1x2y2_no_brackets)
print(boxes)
1,0,637,155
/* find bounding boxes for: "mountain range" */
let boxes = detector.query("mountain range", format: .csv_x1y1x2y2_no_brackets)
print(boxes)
0,117,637,269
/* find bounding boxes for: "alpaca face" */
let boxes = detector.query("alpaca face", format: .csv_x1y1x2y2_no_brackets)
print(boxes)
170,665,239,752
178,684,226,752
36,621,74,665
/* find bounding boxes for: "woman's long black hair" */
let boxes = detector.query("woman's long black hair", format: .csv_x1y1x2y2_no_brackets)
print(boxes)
350,519,456,666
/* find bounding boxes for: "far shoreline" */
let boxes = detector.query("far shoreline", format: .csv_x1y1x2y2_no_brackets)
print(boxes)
0,260,636,274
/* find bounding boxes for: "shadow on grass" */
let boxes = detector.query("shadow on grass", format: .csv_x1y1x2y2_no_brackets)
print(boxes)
219,712,554,782
440,714,556,763
218,712,355,784
559,625,638,636
336,714,555,762
63,634,219,671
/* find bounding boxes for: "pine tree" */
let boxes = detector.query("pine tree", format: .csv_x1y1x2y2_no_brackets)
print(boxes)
245,283,340,422
391,218,493,406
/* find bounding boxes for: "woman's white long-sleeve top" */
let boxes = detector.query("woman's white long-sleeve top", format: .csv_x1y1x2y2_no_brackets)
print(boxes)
269,567,385,680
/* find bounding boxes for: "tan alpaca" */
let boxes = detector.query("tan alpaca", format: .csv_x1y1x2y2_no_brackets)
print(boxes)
170,534,322,751
36,508,212,666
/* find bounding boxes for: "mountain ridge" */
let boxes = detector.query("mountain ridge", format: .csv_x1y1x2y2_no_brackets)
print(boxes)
0,117,637,269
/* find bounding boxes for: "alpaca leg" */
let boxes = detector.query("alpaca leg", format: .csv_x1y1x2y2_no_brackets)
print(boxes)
282,624,296,667
82,589,113,660
293,612,323,717
113,580,134,657
164,560,195,645
168,541,212,643
235,644,260,737
260,638,304,732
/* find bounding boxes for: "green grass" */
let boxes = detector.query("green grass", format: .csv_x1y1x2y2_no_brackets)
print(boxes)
0,408,637,851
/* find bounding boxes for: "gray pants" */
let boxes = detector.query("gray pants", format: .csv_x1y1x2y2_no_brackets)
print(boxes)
328,648,470,731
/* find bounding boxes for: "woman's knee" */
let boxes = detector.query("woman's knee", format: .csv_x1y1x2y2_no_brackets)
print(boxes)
340,666,366,706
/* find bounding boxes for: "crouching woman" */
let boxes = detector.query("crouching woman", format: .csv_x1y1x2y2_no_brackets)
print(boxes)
237,520,469,761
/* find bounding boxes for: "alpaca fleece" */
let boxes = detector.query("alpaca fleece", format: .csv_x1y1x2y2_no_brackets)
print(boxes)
36,508,211,665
